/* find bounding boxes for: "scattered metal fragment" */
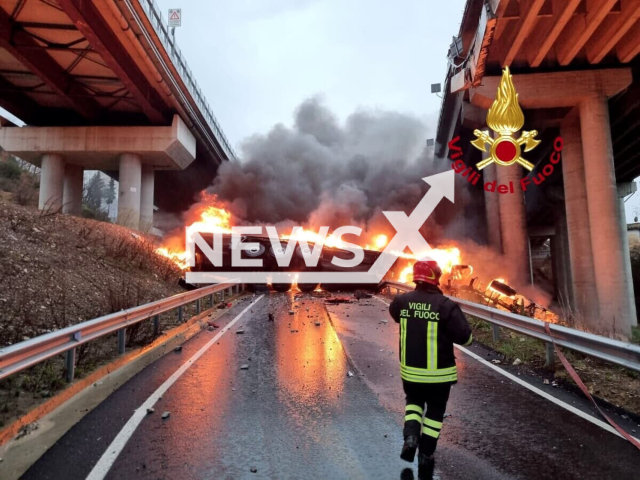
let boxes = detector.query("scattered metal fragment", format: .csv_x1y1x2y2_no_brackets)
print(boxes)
240,364,249,370
162,411,171,419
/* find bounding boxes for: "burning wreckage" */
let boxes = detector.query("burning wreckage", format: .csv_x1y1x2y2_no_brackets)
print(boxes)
180,233,558,323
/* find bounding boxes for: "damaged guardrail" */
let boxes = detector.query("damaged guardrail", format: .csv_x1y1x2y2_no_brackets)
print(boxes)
0,282,243,383
382,280,640,373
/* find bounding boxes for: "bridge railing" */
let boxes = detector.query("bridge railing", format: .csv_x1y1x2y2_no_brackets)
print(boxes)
139,0,236,160
0,282,243,383
382,281,640,373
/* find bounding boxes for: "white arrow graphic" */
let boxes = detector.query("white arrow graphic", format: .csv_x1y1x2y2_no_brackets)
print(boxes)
367,169,455,281
186,170,455,284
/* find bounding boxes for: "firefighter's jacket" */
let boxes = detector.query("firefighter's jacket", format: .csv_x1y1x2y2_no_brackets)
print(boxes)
389,284,473,384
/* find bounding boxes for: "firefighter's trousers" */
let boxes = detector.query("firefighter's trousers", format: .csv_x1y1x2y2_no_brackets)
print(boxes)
402,380,452,456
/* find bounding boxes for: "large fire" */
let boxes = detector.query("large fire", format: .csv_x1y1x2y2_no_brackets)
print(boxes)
156,193,233,269
155,194,557,323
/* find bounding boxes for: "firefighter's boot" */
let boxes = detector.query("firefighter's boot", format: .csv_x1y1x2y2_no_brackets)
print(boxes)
417,453,435,479
400,435,418,462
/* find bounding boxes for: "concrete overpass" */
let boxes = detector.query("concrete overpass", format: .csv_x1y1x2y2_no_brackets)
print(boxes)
0,0,235,229
436,0,640,337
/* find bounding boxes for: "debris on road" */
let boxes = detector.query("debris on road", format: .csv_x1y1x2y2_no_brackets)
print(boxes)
289,310,295,315
174,346,183,353
207,321,220,328
347,371,354,377
491,359,501,364
207,326,215,332
146,408,155,414
354,290,372,299
240,364,249,370
444,413,452,418
291,329,299,333
380,320,388,324
268,313,275,321
512,358,522,366
162,411,171,419
544,379,550,385
236,329,245,334
16,422,39,439
326,296,352,304
250,467,258,473
314,322,321,326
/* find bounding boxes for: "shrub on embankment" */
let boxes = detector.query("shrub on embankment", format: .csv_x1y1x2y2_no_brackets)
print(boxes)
0,196,190,427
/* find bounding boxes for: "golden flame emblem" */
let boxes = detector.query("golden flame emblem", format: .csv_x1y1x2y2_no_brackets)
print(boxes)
471,67,539,171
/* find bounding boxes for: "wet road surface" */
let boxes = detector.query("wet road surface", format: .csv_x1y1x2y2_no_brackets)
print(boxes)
326,295,640,479
22,292,640,479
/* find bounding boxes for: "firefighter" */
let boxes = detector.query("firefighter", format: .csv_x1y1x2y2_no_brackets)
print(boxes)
389,257,473,477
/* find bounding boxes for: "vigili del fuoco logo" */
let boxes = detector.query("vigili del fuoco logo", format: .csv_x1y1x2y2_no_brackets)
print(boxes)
448,67,563,194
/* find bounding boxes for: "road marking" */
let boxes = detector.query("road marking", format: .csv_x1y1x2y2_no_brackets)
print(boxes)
86,295,264,480
372,295,640,443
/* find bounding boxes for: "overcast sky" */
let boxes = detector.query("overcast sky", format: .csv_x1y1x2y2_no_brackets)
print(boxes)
154,0,466,149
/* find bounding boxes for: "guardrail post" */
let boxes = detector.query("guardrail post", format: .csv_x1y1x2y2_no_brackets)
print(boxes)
178,306,184,323
117,328,126,355
221,289,225,301
196,298,201,314
227,287,232,297
209,294,214,307
65,348,76,383
491,325,500,343
545,342,555,369
153,315,160,336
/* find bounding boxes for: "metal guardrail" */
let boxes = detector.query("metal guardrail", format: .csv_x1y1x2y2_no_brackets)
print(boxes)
0,282,243,383
382,281,640,373
138,0,236,160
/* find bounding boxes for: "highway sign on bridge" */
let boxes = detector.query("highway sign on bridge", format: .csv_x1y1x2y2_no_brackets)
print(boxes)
168,8,182,27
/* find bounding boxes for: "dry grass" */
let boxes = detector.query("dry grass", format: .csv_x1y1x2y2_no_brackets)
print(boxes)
468,315,640,415
0,197,190,427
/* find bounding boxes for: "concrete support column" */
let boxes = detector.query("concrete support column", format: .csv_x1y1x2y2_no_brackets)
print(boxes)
140,165,155,232
39,154,65,211
561,116,600,328
580,96,635,336
495,164,530,286
117,153,141,230
550,204,573,311
617,183,638,327
483,163,502,251
62,164,83,216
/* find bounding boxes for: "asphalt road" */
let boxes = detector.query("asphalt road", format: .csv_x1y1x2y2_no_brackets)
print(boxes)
22,292,640,479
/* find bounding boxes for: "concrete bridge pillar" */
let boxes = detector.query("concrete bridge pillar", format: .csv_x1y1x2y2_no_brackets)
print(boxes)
62,164,83,216
617,182,638,327
551,204,573,311
561,115,600,329
39,153,64,212
483,163,502,251
140,165,155,233
117,153,141,229
580,96,636,336
495,163,530,286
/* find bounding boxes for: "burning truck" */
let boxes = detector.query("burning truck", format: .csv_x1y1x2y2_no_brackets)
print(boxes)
156,196,558,323
186,232,386,292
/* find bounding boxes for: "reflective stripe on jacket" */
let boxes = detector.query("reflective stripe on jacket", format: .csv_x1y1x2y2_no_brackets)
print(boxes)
389,284,472,384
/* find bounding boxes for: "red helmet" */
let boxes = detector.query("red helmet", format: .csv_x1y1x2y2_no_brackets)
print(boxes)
412,257,442,285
